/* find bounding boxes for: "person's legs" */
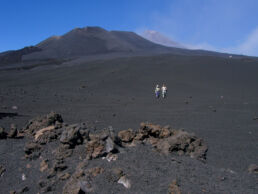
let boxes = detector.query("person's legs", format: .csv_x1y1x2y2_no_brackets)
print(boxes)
155,92,159,98
162,91,166,98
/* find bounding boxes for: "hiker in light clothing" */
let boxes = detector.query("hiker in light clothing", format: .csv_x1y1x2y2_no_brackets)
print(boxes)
161,84,167,98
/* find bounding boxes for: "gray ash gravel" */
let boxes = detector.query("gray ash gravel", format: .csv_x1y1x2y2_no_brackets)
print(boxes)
0,54,258,193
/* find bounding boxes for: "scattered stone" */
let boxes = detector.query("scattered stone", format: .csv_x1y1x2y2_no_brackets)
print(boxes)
86,138,105,159
47,169,57,179
118,176,131,189
159,126,171,138
22,112,63,135
248,164,258,174
104,153,118,162
54,145,73,160
58,172,71,180
18,186,29,193
24,142,41,155
34,125,55,140
53,160,67,172
22,173,26,181
87,167,104,177
8,124,18,138
38,180,47,189
38,179,52,192
63,179,93,194
47,160,68,179
108,168,124,182
12,106,18,110
168,179,181,194
24,142,41,160
60,124,83,147
0,127,7,139
0,165,6,176
40,160,48,172
16,114,210,193
126,123,208,161
118,128,135,142
105,137,116,153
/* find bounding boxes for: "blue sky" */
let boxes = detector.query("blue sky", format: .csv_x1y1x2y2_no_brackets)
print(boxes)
0,0,258,56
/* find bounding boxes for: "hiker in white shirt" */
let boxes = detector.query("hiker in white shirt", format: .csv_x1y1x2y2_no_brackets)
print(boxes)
161,84,167,98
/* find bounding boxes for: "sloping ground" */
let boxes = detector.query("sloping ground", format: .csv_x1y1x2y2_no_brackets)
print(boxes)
0,46,41,64
0,53,257,193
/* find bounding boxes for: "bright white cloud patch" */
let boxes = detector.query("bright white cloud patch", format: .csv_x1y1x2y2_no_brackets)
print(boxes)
184,27,258,56
231,27,258,56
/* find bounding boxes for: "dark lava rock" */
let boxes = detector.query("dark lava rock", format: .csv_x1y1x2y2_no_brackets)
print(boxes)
7,124,18,138
54,144,73,160
40,159,48,172
58,172,71,180
168,179,181,194
35,125,61,144
38,179,55,193
53,160,68,172
11,186,30,194
120,123,208,161
0,165,6,176
22,112,63,135
87,167,104,177
24,142,41,160
106,168,124,183
24,142,41,155
18,186,29,193
0,127,7,139
248,164,258,174
85,131,118,160
86,138,106,160
60,124,84,148
63,161,103,194
118,128,135,142
63,179,92,194
47,160,68,179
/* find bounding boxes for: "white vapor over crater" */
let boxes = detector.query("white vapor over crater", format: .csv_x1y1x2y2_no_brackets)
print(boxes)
139,28,258,57
140,30,185,48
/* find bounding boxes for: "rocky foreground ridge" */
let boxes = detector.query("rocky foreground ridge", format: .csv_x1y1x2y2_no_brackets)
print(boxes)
0,112,257,194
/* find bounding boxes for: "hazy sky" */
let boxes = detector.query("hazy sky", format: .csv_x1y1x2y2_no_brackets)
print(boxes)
1,0,258,56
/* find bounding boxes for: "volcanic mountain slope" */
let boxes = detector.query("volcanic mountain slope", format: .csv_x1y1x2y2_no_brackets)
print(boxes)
0,26,168,65
22,27,172,60
0,46,41,64
0,26,252,69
